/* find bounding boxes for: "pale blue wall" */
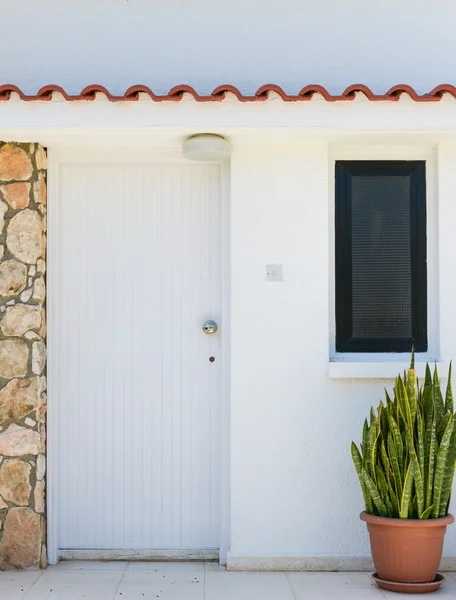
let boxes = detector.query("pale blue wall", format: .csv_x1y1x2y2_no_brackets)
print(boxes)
1,0,454,94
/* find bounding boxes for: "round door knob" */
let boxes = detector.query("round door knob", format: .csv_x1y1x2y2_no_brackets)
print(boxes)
202,320,218,335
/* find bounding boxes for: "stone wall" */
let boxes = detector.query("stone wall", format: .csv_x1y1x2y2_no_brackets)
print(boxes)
0,143,46,569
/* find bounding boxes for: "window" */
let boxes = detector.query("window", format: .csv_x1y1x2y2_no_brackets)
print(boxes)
335,161,427,353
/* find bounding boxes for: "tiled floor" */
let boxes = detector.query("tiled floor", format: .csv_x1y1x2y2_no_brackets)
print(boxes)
0,562,456,599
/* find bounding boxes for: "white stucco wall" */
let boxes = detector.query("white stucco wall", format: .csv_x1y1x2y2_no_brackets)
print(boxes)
3,94,456,566
2,0,456,94
228,139,456,568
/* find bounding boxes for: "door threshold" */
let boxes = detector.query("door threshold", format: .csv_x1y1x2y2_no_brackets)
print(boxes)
59,549,220,561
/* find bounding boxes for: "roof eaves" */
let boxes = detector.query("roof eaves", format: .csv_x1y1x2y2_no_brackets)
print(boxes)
0,84,455,103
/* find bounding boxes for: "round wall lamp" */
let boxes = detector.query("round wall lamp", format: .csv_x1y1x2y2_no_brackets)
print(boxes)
182,134,231,162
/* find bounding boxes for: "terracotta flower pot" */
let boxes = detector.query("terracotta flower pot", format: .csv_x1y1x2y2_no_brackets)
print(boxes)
360,512,454,583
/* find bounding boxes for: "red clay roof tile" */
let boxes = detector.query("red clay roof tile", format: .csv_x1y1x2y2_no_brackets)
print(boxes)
0,84,455,102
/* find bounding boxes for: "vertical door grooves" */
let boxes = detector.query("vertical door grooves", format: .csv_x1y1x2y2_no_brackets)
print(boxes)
180,168,184,547
122,165,128,549
57,159,222,551
160,164,165,545
139,167,145,547
83,167,89,547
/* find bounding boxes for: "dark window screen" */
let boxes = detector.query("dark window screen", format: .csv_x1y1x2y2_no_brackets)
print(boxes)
335,161,427,353
351,175,412,338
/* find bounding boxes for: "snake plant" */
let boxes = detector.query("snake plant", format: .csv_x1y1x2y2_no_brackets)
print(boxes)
351,351,456,519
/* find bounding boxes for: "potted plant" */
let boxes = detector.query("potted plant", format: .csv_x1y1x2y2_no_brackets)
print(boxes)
351,351,456,593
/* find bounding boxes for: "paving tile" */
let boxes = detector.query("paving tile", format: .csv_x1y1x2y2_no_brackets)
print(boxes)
205,570,294,600
23,586,116,600
11,563,456,600
115,585,203,600
114,592,162,600
0,571,43,587
33,569,123,588
0,587,30,600
48,561,128,571
0,586,27,600
126,561,204,572
0,590,29,600
117,569,203,600
380,591,450,600
290,589,384,600
0,569,42,599
121,569,203,585
204,562,226,571
287,571,373,590
286,573,384,599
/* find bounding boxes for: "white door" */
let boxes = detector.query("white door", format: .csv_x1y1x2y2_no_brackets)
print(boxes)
54,158,222,552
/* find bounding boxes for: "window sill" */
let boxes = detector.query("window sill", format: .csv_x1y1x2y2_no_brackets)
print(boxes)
329,360,446,379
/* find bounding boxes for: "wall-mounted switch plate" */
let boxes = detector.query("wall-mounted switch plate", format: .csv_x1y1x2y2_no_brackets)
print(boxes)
266,264,283,282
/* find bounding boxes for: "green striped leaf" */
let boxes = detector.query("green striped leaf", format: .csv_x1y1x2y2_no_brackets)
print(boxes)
379,401,389,442
371,427,380,483
388,431,402,497
389,415,404,477
351,442,373,514
370,406,376,426
423,397,434,494
445,491,453,515
432,416,454,518
404,425,425,518
376,465,389,501
397,376,413,437
420,505,434,520
413,455,425,517
364,471,389,518
437,412,451,444
380,440,390,478
385,389,392,411
417,409,425,477
368,417,379,479
438,424,456,517
400,461,415,519
389,486,400,518
385,494,393,518
445,362,454,414
425,363,432,386
407,362,417,427
363,419,371,476
433,365,445,425
425,416,437,510
423,381,434,430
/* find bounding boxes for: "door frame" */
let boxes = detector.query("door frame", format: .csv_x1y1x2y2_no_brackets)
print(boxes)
46,147,231,564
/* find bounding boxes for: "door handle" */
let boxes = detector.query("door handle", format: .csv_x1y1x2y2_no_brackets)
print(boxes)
202,320,218,335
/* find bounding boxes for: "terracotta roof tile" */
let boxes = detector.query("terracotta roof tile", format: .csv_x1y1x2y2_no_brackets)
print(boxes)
0,84,455,102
